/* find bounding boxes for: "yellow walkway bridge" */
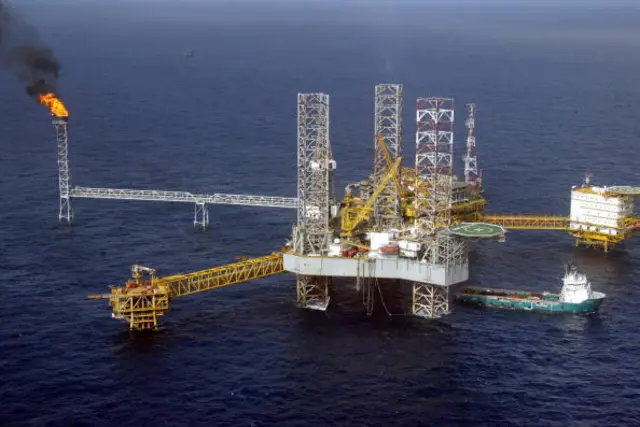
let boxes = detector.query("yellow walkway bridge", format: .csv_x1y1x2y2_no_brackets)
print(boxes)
482,215,570,230
88,252,284,330
482,214,638,252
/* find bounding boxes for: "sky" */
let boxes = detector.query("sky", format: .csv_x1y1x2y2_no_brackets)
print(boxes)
9,0,640,43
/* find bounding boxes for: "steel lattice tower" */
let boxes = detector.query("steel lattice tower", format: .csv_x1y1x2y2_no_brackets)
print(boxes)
412,98,468,319
373,84,403,229
414,97,455,234
54,118,73,223
294,93,334,255
293,93,335,309
463,103,479,186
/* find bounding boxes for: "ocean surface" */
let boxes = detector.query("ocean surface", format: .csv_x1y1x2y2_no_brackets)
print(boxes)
1,1,639,426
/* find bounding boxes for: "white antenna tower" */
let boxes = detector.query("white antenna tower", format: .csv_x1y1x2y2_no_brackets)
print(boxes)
463,103,480,186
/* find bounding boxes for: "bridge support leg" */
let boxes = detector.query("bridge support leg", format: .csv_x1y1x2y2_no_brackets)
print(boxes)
193,201,209,230
573,234,617,254
296,274,330,311
59,195,73,224
111,291,170,331
412,283,450,318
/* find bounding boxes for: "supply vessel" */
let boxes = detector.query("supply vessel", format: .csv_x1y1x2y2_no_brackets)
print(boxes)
456,263,605,314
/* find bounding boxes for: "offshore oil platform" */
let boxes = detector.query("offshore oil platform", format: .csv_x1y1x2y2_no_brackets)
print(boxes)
37,85,640,330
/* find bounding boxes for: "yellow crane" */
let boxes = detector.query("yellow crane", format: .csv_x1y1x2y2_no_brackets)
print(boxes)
375,134,407,214
340,156,402,236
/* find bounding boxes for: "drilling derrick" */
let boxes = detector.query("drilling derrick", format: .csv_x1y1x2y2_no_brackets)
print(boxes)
463,103,481,189
292,93,336,310
54,118,73,223
373,84,404,229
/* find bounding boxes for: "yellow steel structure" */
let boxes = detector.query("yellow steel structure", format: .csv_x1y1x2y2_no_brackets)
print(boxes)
569,230,629,253
568,215,637,253
400,196,486,223
483,215,570,230
622,216,639,230
451,198,487,222
88,252,284,330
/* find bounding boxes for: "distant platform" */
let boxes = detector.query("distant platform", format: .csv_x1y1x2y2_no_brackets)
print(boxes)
606,186,640,196
448,222,506,238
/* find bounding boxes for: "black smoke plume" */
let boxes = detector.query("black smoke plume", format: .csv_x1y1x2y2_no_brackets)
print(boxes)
0,1,61,97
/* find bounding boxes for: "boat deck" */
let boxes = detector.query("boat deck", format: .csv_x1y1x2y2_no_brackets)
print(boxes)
459,286,559,301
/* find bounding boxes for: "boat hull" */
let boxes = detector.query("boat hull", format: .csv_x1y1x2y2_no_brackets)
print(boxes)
455,287,605,314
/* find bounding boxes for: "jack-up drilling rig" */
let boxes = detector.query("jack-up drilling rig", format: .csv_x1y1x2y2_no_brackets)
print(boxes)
87,85,512,330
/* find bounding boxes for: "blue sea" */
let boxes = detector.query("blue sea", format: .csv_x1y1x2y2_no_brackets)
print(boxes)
1,1,639,425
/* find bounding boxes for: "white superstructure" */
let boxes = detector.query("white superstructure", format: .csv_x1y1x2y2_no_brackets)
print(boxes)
559,263,604,304
569,185,634,236
559,264,592,303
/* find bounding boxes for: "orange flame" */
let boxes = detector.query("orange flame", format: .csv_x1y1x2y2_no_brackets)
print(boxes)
38,93,69,118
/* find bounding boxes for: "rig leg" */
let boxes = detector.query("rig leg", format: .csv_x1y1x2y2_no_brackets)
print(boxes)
412,283,450,319
296,274,330,311
193,201,209,230
59,195,73,224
